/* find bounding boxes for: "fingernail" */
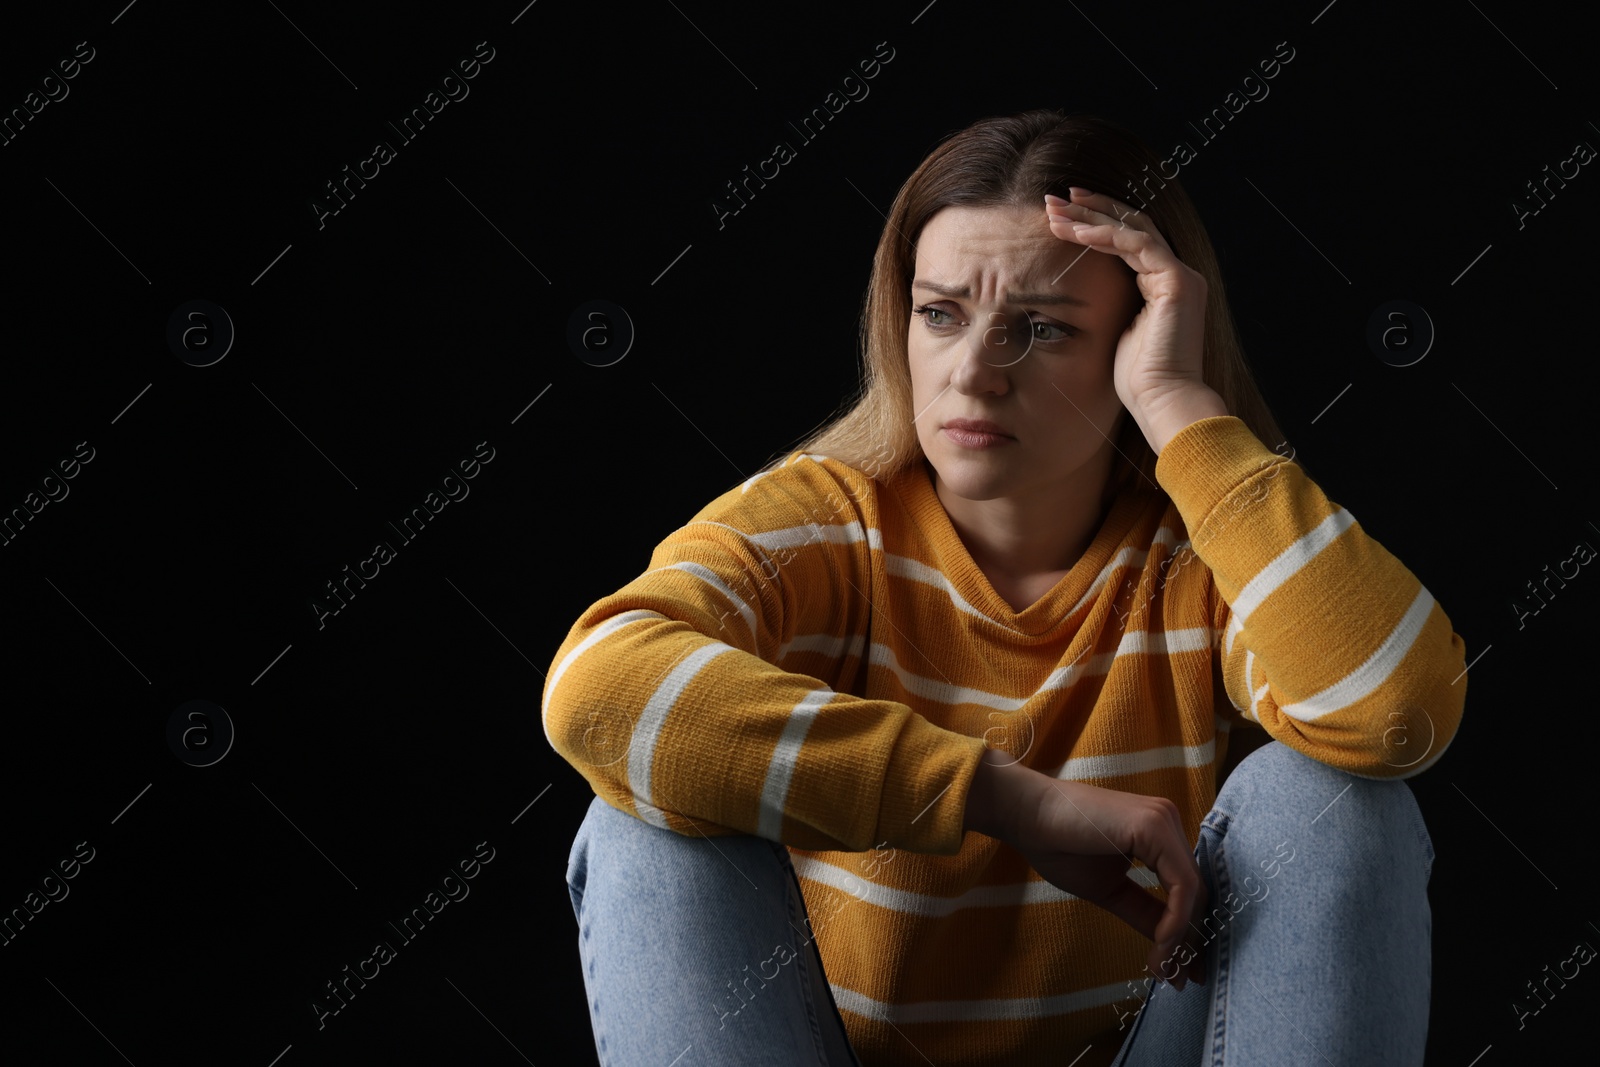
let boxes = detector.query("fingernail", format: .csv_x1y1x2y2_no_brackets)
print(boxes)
1069,186,1091,197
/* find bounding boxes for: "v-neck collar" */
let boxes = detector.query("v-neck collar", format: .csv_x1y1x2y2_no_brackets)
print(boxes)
892,460,1150,636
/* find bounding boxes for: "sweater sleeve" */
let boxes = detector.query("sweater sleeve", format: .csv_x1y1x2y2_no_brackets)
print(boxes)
541,453,988,854
1154,416,1467,779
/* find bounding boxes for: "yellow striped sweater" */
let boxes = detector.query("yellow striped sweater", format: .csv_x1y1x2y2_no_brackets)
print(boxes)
542,414,1468,1066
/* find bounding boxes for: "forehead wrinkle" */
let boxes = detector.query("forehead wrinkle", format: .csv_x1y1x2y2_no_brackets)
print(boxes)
921,238,1070,306
915,205,1096,307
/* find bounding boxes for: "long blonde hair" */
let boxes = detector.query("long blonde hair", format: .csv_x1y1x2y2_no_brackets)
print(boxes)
754,109,1293,497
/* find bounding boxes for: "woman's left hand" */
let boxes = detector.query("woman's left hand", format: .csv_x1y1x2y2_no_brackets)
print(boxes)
1044,188,1209,418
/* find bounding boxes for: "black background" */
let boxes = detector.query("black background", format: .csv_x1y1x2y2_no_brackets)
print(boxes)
0,1,1594,1063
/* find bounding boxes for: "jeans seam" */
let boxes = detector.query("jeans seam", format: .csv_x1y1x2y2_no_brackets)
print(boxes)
1203,823,1232,1067
774,843,855,1066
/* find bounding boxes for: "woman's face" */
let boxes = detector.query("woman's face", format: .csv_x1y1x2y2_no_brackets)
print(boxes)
907,202,1142,507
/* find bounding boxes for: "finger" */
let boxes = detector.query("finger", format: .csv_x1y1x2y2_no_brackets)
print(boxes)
1043,204,1097,246
1153,873,1199,961
1069,186,1147,225
1043,194,1085,221
1058,204,1134,232
1044,196,1121,230
1164,856,1209,988
1147,848,1204,961
1093,874,1195,988
1047,221,1102,249
1149,937,1202,991
1069,215,1182,278
1062,188,1184,277
1146,926,1196,991
1046,197,1128,240
1074,215,1158,257
1045,215,1124,256
1044,208,1091,232
1164,844,1203,940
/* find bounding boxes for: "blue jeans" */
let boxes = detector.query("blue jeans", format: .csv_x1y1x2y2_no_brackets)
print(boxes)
565,742,1435,1066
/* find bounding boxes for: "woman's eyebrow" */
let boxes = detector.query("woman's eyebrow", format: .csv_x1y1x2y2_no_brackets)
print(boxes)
910,279,1089,307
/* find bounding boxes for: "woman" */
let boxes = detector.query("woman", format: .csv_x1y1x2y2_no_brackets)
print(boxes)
548,109,1466,1066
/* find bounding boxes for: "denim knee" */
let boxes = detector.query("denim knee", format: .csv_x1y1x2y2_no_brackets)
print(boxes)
1173,751,1434,1066
1212,740,1434,886
565,793,803,939
563,795,860,1067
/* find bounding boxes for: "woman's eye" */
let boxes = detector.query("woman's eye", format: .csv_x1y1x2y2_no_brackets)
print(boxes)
912,305,956,329
912,305,1076,341
1032,320,1075,341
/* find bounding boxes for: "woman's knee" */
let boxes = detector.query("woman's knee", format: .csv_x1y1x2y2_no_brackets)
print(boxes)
567,793,798,918
1214,741,1433,885
565,795,805,1001
565,795,854,1064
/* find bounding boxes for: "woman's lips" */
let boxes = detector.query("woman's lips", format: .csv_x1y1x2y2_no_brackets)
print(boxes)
943,427,1014,449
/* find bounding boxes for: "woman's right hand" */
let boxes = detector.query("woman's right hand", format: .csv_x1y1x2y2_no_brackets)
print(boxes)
966,751,1208,988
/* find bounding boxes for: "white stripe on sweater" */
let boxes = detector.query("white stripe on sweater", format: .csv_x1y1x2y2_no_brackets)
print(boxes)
1279,585,1436,722
541,609,664,742
739,452,834,493
1051,735,1217,781
886,551,992,621
1228,507,1356,620
789,852,1160,919
861,627,1217,712
659,561,758,636
748,518,882,553
756,686,837,839
626,640,738,829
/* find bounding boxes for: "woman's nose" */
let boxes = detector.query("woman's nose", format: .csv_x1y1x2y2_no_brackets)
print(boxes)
964,311,1030,373
994,316,1036,367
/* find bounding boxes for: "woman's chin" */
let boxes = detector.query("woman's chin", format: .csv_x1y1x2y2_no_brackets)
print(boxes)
930,462,1016,502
